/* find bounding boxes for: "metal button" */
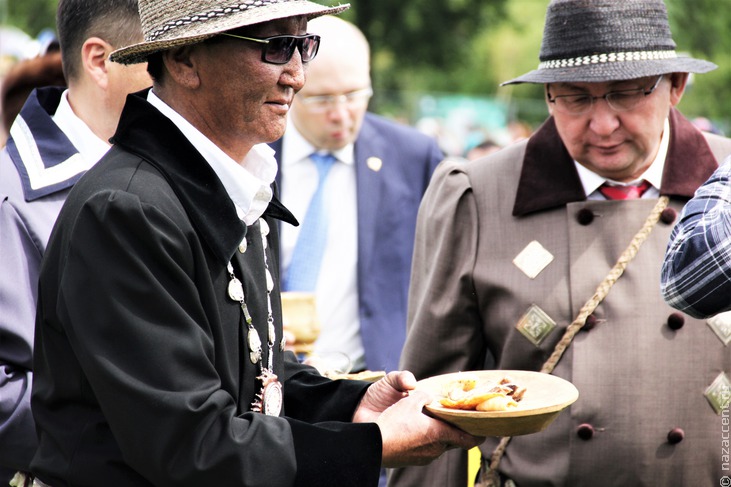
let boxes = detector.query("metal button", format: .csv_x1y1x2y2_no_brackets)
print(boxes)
667,312,685,331
667,427,684,444
577,208,595,226
660,207,677,225
581,314,598,332
577,423,594,440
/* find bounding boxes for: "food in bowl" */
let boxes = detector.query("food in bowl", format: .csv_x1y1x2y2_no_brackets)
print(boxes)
438,373,526,411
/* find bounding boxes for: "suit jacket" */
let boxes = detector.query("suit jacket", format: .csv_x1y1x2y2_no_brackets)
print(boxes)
31,91,382,487
390,109,731,487
271,112,443,372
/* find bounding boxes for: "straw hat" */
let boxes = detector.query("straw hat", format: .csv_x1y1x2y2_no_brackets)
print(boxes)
110,0,349,65
502,0,715,85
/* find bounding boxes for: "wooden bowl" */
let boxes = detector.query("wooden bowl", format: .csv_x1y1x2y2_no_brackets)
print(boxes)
415,370,579,437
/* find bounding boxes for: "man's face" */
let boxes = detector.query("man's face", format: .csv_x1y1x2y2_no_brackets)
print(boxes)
288,31,371,151
547,73,687,182
183,17,308,159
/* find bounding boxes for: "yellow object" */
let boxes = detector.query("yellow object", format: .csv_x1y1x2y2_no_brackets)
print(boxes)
467,447,481,487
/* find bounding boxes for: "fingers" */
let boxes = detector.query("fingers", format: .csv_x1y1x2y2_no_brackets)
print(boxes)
383,370,417,392
445,429,485,450
377,393,485,468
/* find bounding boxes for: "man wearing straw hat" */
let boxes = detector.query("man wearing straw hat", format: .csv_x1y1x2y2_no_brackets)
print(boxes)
390,0,731,486
28,1,483,486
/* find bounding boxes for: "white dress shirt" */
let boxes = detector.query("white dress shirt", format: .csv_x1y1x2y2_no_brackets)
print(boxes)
279,119,364,372
52,90,111,168
147,90,276,226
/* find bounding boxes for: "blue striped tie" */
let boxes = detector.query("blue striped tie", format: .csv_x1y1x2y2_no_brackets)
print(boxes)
283,153,337,291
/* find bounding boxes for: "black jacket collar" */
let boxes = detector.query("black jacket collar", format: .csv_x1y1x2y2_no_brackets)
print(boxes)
111,90,296,264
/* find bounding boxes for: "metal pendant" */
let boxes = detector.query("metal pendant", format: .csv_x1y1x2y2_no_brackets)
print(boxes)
252,370,282,416
261,377,283,416
228,277,244,302
248,328,262,364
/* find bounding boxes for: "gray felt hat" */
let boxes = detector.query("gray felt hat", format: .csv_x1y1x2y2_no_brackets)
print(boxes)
111,0,349,65
502,0,716,85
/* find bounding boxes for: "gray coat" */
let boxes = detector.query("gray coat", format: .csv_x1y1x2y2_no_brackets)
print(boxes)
390,110,731,487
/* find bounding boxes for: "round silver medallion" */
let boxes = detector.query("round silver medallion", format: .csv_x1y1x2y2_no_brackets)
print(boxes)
262,380,283,416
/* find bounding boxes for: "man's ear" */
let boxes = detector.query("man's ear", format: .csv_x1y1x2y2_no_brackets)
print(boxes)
667,72,689,107
162,45,201,89
544,84,555,116
81,37,114,89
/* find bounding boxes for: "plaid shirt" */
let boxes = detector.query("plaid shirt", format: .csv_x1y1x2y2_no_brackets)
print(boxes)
661,156,731,318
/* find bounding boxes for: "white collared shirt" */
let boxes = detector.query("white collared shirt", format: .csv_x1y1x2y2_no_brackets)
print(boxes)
147,90,276,225
577,118,669,200
279,118,364,372
52,90,111,168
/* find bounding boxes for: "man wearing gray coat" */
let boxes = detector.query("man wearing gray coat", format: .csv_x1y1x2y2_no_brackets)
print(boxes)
389,0,731,486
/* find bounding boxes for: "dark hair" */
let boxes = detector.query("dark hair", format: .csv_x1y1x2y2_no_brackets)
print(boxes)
56,0,142,82
1,51,66,138
145,52,164,82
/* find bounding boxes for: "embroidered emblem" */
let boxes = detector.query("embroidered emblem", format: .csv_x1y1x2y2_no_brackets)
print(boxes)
513,241,554,279
516,304,557,346
707,311,731,346
704,372,731,415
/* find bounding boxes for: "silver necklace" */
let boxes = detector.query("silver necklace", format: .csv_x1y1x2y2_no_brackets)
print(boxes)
226,218,282,416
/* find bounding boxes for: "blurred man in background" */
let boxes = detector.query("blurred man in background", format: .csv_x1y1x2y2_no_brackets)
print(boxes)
272,15,443,375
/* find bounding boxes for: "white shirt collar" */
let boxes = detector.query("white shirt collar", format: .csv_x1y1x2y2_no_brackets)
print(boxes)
52,89,111,167
147,90,277,225
576,117,669,197
281,116,354,167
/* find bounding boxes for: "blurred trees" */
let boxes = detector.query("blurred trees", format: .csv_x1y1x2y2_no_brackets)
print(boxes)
4,0,56,37
666,0,731,132
5,0,731,130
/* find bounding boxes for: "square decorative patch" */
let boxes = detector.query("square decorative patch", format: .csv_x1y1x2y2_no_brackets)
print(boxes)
513,241,554,279
516,304,557,346
707,311,731,346
704,371,731,415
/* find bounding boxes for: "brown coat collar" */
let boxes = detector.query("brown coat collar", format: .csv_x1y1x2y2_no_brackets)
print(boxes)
513,108,718,216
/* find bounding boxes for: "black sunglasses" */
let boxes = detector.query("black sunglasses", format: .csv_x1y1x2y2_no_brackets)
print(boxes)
220,33,321,65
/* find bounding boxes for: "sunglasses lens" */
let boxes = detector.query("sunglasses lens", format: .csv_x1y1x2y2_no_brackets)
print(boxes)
262,35,320,64
300,36,320,62
264,37,297,64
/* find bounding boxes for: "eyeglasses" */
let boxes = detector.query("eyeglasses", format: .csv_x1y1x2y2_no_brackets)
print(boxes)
297,87,374,113
220,33,320,65
547,75,664,115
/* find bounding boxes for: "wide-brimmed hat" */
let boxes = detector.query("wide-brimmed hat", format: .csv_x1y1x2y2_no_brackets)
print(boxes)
502,0,715,85
110,0,349,65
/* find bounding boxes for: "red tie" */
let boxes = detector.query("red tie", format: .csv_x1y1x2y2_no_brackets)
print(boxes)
598,180,652,200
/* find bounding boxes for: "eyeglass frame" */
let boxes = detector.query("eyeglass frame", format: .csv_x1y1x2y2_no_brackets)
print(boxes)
296,87,374,113
219,32,321,65
546,75,665,115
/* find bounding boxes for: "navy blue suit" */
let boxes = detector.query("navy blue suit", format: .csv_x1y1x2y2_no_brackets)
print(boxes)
272,112,443,372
